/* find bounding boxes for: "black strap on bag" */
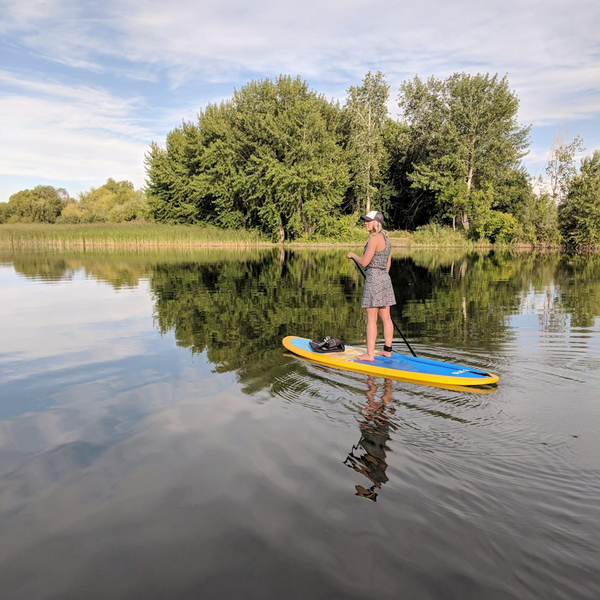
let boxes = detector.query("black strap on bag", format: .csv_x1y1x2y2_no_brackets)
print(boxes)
310,336,345,353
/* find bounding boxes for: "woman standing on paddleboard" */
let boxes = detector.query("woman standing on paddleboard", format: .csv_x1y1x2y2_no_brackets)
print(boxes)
347,210,396,362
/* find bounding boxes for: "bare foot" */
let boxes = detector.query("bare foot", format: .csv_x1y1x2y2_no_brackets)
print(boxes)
376,350,392,358
356,353,375,362
355,485,377,500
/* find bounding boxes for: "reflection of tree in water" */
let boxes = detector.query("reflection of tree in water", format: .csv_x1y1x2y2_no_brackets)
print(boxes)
395,251,531,348
395,250,599,347
554,253,600,328
6,249,600,393
1,254,75,282
344,377,397,501
149,250,368,391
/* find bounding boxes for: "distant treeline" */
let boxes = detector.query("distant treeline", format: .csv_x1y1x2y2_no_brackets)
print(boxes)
1,72,599,247
0,179,146,225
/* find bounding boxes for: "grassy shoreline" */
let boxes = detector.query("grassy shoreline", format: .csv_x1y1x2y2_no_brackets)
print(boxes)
0,222,563,251
0,223,269,250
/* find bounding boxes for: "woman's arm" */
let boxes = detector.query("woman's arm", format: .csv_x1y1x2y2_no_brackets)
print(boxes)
387,253,391,273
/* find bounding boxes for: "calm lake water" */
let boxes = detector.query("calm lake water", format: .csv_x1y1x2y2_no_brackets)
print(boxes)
0,248,599,600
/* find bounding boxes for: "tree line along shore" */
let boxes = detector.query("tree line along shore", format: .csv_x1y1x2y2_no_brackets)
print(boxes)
1,72,598,250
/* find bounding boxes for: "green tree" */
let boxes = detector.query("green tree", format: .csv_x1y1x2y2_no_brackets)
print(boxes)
381,119,430,229
145,121,206,223
4,186,69,223
514,189,560,244
61,178,147,223
397,73,530,232
146,76,350,241
559,150,600,247
0,202,10,224
344,71,391,214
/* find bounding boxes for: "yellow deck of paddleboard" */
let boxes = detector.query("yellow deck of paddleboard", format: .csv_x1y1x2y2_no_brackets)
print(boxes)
283,336,499,387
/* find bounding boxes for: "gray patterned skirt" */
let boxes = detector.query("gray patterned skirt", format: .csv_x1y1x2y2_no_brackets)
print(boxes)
362,268,396,308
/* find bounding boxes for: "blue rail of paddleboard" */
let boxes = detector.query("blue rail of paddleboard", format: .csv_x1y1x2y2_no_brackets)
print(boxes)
292,338,490,379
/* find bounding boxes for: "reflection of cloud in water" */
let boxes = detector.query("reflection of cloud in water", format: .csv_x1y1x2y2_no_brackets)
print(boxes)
0,274,152,368
0,362,237,473
0,391,248,597
0,390,370,599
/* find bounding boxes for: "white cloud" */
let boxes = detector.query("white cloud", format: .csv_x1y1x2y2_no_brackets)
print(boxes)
5,0,600,97
0,71,155,187
0,0,66,30
0,0,599,189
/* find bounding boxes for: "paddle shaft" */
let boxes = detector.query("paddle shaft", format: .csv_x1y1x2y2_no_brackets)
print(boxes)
351,258,418,358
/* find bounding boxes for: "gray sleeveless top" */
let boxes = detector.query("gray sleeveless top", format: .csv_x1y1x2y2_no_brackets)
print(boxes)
364,233,391,270
362,233,396,308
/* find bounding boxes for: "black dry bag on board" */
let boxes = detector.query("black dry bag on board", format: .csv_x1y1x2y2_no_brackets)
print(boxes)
310,336,345,353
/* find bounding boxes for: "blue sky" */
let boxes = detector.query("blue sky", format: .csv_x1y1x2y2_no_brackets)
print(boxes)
1,0,599,202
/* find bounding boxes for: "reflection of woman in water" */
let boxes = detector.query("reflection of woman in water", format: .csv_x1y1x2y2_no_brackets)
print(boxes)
344,377,396,501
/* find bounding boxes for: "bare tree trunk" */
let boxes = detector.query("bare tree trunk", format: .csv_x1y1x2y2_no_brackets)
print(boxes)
279,226,285,243
461,212,470,230
467,164,474,193
452,215,456,231
462,140,475,231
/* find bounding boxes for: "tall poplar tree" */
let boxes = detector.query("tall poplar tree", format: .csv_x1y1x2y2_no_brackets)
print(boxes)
344,71,390,214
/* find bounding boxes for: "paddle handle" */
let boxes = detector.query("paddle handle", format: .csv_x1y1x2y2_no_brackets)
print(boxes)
351,257,418,358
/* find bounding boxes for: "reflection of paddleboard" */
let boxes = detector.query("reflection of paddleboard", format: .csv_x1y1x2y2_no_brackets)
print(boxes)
282,336,499,387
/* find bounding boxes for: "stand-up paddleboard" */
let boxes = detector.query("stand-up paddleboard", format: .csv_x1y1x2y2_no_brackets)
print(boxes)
282,336,499,387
